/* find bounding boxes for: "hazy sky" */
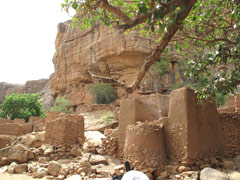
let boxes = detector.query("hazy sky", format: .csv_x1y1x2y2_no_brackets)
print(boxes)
0,0,73,84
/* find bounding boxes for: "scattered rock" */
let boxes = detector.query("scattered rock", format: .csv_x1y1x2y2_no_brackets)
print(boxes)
38,157,50,164
1,144,34,163
70,145,82,157
157,171,169,180
14,163,28,173
228,171,240,180
65,174,82,180
7,162,18,174
0,165,8,173
233,155,240,169
200,167,228,180
210,157,220,167
33,167,48,178
178,166,191,173
48,161,62,176
90,155,109,165
222,160,237,170
19,132,45,148
42,144,54,156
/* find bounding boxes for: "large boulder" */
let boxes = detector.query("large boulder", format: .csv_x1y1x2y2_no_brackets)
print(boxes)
18,132,45,148
0,144,34,163
48,161,62,176
200,168,228,180
0,135,15,149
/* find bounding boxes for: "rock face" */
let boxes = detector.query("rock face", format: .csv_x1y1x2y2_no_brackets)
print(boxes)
51,21,157,106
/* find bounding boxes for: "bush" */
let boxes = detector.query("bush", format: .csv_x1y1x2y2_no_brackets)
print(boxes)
215,93,228,108
90,83,116,104
101,111,116,125
0,93,46,122
50,97,71,113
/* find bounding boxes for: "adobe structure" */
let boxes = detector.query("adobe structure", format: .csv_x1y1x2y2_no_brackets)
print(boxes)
1,87,239,170
115,87,240,171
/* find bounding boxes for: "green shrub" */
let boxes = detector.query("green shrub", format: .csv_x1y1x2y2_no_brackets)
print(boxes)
50,97,71,113
101,111,116,125
90,83,116,104
0,93,46,122
215,93,228,108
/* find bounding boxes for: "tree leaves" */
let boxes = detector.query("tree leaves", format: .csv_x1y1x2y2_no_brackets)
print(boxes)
138,3,148,14
0,94,46,122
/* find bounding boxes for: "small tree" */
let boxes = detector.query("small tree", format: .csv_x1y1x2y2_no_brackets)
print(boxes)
50,97,71,113
90,83,116,104
0,93,46,122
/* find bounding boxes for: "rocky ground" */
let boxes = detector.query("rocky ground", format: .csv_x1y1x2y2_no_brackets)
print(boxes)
0,129,240,180
0,173,47,180
0,109,240,180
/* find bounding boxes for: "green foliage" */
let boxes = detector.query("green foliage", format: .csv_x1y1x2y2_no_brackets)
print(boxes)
50,97,71,114
90,83,116,104
101,111,116,126
0,93,46,122
182,0,240,102
215,93,228,108
150,60,170,79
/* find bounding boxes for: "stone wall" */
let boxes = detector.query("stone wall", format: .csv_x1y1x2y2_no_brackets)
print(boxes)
0,121,32,136
219,112,240,157
45,112,84,147
218,93,240,113
0,117,41,149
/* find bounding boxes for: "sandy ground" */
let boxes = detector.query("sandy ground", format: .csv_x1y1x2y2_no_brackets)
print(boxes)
0,173,47,180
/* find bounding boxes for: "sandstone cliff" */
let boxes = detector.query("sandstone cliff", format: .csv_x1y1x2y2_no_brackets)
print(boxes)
51,21,159,106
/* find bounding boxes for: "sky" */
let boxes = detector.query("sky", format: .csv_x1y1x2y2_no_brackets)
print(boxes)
0,0,74,84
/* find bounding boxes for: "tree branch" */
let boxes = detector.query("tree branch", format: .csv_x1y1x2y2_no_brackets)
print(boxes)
127,0,197,93
186,35,237,45
89,0,197,93
99,0,133,24
88,70,129,91
99,0,191,30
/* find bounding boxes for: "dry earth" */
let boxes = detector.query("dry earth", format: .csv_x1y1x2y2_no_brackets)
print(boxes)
0,173,47,180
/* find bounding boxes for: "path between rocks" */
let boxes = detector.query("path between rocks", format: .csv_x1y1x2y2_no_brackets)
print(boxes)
0,173,47,180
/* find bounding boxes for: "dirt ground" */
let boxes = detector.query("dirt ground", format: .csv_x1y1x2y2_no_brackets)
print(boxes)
0,173,47,180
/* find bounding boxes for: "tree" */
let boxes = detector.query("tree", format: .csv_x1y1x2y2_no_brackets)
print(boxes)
61,0,240,101
0,93,46,122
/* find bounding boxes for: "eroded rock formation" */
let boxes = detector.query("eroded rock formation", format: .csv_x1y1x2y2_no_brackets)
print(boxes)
51,21,158,106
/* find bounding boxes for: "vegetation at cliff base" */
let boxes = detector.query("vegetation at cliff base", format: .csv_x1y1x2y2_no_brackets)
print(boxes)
50,97,72,114
90,83,116,104
0,93,46,122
